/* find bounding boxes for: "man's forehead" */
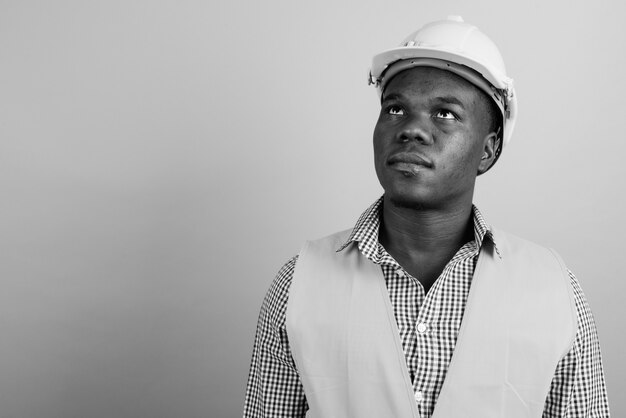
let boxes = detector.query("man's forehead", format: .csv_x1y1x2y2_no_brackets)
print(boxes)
382,92,466,107
382,67,481,103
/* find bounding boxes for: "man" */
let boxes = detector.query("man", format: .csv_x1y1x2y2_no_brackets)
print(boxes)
244,16,609,417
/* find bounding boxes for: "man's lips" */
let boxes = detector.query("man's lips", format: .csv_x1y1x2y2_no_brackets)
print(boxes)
387,153,433,169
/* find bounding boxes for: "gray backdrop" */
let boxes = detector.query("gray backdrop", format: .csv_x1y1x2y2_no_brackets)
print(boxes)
1,0,623,417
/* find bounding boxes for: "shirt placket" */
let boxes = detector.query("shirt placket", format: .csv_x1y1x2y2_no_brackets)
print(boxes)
411,246,478,417
412,275,440,416
377,239,479,418
388,264,432,414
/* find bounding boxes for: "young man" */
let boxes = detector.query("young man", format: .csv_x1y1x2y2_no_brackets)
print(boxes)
244,17,610,417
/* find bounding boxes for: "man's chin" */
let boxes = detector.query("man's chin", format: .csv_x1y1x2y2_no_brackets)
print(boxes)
387,193,435,211
379,177,442,210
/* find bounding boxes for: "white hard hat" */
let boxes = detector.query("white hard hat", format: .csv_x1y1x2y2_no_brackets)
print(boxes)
369,16,517,162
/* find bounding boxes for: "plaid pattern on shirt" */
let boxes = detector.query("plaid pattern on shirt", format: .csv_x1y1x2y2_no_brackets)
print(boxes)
243,197,610,417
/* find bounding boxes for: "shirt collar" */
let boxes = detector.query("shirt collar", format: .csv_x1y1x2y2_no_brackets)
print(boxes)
336,196,384,261
336,196,501,260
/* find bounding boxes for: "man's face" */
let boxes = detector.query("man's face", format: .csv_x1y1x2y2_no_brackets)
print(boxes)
373,66,497,210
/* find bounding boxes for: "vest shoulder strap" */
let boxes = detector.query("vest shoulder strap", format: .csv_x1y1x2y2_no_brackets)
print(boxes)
287,229,419,418
433,228,577,417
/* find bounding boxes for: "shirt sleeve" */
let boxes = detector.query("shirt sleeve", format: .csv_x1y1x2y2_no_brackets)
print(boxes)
243,256,308,418
542,271,610,417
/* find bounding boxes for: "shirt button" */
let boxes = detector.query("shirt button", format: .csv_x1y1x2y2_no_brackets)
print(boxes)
417,322,428,334
396,269,405,278
414,390,424,403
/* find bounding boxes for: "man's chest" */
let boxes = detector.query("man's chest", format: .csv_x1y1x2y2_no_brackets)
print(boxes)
381,255,476,416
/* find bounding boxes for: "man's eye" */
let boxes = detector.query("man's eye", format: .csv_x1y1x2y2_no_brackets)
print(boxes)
434,109,456,120
387,106,404,116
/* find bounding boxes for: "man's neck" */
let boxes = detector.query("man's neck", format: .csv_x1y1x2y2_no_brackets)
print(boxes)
378,195,475,292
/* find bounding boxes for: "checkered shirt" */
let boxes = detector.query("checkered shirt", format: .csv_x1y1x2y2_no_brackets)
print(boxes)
243,197,610,417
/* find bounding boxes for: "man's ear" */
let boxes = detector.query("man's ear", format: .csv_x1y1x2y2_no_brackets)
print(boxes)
477,132,499,175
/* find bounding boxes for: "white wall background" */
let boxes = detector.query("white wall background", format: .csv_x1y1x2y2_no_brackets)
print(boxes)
0,0,623,417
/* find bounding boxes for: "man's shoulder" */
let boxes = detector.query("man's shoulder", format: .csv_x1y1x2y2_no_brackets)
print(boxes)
270,255,299,295
268,227,351,281
489,227,564,260
303,228,354,250
260,256,298,324
265,228,355,302
488,227,574,294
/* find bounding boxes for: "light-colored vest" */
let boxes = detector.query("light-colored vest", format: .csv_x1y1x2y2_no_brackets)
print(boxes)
286,228,577,418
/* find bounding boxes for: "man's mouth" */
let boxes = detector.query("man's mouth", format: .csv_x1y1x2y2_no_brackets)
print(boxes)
387,153,433,175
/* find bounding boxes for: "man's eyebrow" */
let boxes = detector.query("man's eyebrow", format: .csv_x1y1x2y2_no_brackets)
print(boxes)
381,93,466,107
433,96,465,107
381,93,403,103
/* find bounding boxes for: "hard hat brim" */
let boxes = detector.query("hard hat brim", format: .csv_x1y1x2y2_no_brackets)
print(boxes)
371,46,512,92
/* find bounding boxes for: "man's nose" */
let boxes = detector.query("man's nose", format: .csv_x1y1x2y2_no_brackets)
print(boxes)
396,115,433,144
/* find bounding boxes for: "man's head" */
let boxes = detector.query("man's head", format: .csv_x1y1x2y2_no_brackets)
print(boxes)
373,66,499,210
369,17,515,209
369,16,516,170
